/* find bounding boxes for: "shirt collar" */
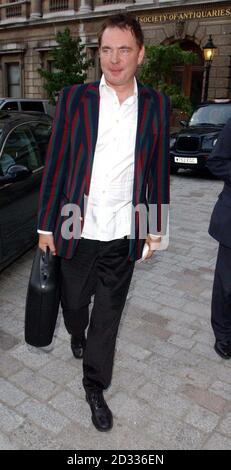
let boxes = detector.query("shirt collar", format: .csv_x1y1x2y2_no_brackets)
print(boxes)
99,74,138,104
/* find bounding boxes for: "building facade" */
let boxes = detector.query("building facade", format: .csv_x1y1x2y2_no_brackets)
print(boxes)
0,0,230,104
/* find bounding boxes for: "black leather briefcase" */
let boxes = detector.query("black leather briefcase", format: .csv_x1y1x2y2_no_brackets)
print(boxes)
25,247,61,347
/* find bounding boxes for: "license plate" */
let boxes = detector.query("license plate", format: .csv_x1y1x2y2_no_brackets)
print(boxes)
174,157,198,164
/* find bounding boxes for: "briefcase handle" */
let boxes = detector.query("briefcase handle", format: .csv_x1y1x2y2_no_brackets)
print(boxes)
40,247,56,286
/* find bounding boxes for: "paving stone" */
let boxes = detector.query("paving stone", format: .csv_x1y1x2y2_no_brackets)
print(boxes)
136,381,167,402
146,411,206,450
16,398,69,434
181,384,228,414
217,412,231,438
0,329,20,351
158,306,194,325
0,353,24,378
49,390,91,429
191,342,223,363
155,293,186,309
172,366,214,389
192,330,214,345
184,404,220,433
38,358,78,385
151,339,181,358
154,392,192,419
9,344,51,370
172,349,205,367
141,311,169,328
109,391,152,427
10,368,61,401
166,320,196,338
115,351,150,376
0,403,24,433
50,342,74,361
2,318,24,337
156,284,185,298
214,366,231,386
120,324,170,351
184,301,210,317
203,432,231,450
167,334,196,350
116,338,152,361
65,374,85,396
0,378,27,406
11,421,64,450
210,381,231,401
0,431,20,450
106,366,147,399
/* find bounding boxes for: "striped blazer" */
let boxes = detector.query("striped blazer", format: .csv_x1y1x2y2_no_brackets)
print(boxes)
38,81,170,261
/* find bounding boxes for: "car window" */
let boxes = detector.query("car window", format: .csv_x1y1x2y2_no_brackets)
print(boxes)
21,102,44,112
29,121,52,163
0,124,42,175
1,102,18,111
189,104,231,126
0,153,15,176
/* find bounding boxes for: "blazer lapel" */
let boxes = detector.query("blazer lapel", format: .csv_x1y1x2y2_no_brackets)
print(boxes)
84,82,100,193
134,82,154,194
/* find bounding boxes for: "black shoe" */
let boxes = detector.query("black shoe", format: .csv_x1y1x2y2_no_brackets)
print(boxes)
86,390,113,432
214,340,231,359
71,335,86,359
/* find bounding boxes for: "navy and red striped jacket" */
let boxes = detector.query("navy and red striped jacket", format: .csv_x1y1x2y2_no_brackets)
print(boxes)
38,81,170,261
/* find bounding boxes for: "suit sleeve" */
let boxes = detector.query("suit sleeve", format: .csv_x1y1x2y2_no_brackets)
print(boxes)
206,117,231,186
37,87,70,232
147,92,170,237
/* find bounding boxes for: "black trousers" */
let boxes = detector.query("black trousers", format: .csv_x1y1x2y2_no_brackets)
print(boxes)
60,238,135,392
211,243,231,341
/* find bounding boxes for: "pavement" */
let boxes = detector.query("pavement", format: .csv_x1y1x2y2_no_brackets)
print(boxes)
1,171,231,450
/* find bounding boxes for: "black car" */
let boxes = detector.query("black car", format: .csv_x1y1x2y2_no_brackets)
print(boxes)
0,111,52,271
170,99,231,174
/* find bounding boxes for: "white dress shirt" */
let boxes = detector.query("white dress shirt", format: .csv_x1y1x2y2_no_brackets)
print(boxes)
81,74,138,240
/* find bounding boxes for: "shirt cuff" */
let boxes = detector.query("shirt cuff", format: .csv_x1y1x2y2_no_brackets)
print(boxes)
37,230,53,235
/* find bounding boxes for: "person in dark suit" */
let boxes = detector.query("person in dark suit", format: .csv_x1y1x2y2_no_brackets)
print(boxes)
207,116,231,359
37,13,170,431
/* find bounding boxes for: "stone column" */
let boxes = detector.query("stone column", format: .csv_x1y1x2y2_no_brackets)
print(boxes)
30,0,42,19
79,0,92,13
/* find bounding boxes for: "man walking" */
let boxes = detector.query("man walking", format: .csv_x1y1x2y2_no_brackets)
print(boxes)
208,117,231,359
38,13,170,431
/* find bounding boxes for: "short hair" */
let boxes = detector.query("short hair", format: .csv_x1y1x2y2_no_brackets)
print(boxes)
98,13,144,49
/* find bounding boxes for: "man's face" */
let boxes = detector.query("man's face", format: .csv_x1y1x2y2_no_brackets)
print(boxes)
99,26,144,89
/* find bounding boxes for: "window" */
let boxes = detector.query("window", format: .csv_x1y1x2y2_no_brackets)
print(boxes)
6,63,21,98
21,102,45,112
30,121,52,163
0,125,42,174
1,101,19,111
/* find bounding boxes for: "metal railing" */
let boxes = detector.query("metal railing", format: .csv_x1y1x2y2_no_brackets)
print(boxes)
49,0,69,11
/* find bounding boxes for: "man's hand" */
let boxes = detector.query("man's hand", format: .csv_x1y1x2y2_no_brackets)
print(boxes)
145,234,162,260
38,233,56,256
